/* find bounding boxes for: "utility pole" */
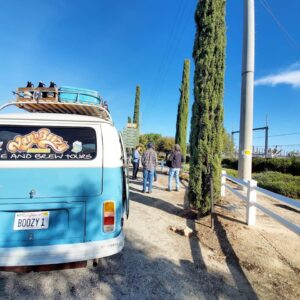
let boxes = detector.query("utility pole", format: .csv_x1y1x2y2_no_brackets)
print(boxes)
264,126,269,157
238,0,255,180
265,115,269,157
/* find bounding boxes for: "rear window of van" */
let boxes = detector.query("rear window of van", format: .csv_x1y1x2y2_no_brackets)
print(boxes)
0,126,97,160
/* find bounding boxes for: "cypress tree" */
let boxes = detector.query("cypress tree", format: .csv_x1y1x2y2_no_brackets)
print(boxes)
128,116,132,123
188,0,226,215
175,59,190,159
133,85,140,128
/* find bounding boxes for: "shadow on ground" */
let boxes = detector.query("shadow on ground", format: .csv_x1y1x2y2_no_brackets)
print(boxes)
0,179,258,299
130,181,258,299
130,190,182,216
0,235,256,300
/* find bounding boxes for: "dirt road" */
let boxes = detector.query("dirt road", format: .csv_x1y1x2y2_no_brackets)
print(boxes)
0,172,299,299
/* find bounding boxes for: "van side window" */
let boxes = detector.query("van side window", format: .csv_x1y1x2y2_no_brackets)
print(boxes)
0,126,97,160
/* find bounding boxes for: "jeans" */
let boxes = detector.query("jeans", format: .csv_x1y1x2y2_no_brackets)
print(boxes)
143,169,154,192
168,168,180,190
132,161,139,179
154,169,157,181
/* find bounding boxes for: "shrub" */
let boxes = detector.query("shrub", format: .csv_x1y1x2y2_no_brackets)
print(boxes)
252,158,292,173
253,172,300,199
223,168,238,177
221,169,300,199
288,157,300,176
182,163,190,172
222,157,300,176
222,158,238,170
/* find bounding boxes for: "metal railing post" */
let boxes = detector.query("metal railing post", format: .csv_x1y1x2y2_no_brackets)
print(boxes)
221,170,226,197
246,179,257,225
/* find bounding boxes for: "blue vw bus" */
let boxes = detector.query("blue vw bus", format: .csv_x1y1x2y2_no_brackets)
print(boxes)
0,86,129,269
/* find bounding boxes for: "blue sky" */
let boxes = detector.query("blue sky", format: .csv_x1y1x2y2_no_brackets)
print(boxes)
0,0,299,151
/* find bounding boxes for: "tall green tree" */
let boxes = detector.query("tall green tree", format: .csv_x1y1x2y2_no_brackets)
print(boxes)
157,137,175,159
175,59,190,160
133,85,140,128
222,130,235,158
139,133,162,148
128,116,132,123
189,0,226,215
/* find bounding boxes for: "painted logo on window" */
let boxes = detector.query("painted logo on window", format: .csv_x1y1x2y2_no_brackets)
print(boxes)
7,128,69,154
0,126,96,160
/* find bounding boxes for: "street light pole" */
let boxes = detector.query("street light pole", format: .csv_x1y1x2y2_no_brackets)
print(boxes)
238,0,255,180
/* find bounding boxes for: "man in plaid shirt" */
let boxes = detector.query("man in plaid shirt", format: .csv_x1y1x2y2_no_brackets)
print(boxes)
141,142,157,193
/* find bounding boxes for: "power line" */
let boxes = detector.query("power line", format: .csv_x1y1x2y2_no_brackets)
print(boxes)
148,0,186,102
155,2,195,101
254,144,300,148
253,131,300,139
258,0,300,52
149,1,195,104
153,3,189,102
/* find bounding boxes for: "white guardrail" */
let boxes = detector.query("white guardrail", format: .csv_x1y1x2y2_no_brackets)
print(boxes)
221,170,300,235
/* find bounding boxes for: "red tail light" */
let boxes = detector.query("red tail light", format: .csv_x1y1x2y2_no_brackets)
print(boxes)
103,201,115,232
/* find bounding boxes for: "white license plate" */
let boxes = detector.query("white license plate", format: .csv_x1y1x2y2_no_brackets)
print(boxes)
13,211,50,231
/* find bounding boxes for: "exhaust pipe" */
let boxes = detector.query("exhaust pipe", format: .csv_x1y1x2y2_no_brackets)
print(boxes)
92,259,99,267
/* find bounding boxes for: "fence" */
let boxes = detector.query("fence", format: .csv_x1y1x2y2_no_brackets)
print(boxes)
221,170,300,235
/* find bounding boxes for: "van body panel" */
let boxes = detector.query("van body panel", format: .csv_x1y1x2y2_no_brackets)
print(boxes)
0,167,123,247
101,123,123,168
85,167,123,242
0,168,102,200
0,112,104,123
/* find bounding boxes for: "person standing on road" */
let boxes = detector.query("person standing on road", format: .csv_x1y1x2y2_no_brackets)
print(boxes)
132,145,141,180
141,142,157,193
167,144,184,191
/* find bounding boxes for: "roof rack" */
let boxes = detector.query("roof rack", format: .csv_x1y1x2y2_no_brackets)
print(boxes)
1,87,113,122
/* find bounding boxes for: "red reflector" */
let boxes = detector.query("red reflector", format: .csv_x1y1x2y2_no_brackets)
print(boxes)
104,216,114,225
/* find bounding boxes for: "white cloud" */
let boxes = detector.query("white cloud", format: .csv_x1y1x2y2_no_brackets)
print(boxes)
255,66,300,88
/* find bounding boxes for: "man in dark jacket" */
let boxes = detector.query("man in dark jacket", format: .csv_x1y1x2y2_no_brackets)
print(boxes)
167,144,184,191
141,142,157,193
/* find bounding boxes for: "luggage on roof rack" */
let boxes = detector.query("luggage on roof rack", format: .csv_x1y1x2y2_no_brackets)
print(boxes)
10,85,112,121
59,86,101,105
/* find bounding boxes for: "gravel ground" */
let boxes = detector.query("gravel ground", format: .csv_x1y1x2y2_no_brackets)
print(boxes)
0,171,299,299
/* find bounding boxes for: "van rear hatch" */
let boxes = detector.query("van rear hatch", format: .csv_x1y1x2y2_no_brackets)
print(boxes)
0,124,101,246
0,125,101,199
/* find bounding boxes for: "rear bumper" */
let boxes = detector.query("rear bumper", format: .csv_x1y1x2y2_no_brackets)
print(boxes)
0,231,124,267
